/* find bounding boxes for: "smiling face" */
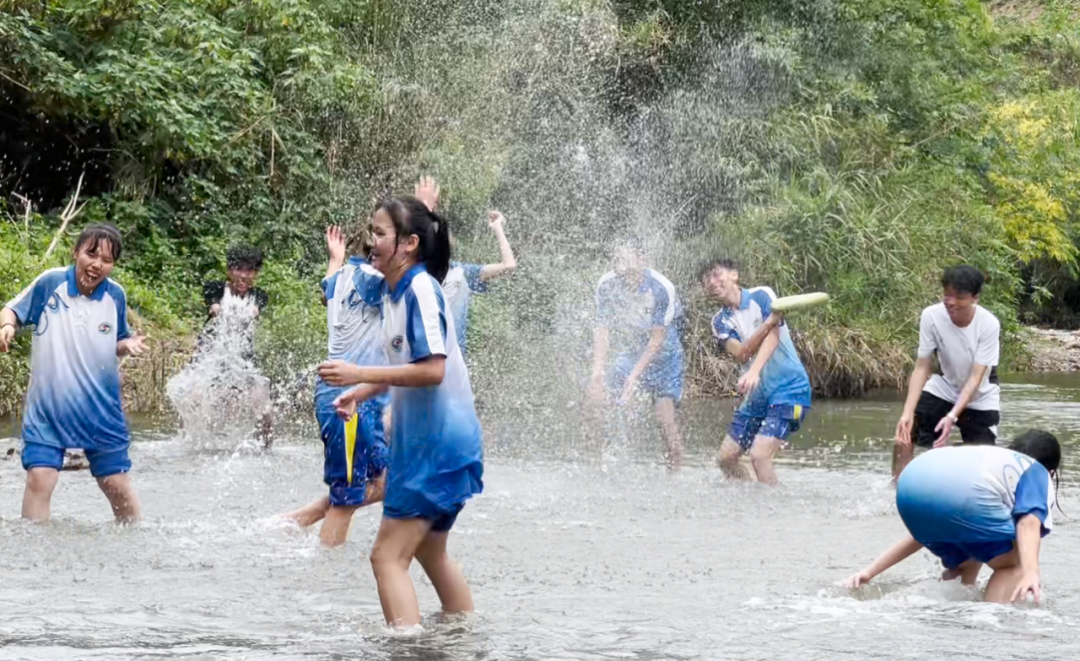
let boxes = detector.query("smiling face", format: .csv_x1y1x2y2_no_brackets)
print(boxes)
227,267,259,296
369,207,418,277
701,266,741,308
942,285,978,325
72,239,117,295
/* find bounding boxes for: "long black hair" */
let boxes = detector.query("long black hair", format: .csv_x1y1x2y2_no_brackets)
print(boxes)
1010,429,1063,513
377,196,452,283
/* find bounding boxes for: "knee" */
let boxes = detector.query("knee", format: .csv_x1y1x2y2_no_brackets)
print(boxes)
718,442,741,468
369,542,406,575
748,446,771,468
25,468,58,494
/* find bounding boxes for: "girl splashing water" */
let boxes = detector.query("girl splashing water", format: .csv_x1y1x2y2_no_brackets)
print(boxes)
318,193,483,629
844,430,1061,604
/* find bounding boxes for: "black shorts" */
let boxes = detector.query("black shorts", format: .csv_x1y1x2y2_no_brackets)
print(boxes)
913,391,999,448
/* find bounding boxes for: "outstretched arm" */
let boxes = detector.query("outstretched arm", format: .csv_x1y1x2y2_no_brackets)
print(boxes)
479,211,517,282
318,356,446,389
619,327,665,402
895,357,934,445
0,307,18,353
844,533,924,588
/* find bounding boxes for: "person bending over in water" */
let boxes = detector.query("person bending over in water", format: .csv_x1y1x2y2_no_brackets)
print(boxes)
280,226,389,546
893,265,1000,480
587,239,685,470
412,176,517,355
700,259,812,486
845,430,1060,604
201,245,275,447
0,223,146,522
319,194,483,629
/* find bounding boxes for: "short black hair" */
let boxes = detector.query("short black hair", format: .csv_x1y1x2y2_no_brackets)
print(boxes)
74,223,123,261
226,245,264,271
698,258,739,282
941,265,984,296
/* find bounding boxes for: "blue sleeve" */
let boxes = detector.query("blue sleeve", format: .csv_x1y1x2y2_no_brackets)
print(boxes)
405,285,448,362
650,282,673,328
354,264,385,308
596,280,616,328
1013,463,1052,533
5,270,63,328
321,272,340,299
712,312,738,342
461,263,488,294
750,288,785,327
105,282,131,341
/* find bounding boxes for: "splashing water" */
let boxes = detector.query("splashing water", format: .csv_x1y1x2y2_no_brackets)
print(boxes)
166,289,273,451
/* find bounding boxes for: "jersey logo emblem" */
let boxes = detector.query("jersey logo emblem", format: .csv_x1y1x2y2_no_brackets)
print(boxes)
391,336,404,352
98,323,112,334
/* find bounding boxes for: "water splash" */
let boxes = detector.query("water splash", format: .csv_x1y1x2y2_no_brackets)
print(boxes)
166,289,272,451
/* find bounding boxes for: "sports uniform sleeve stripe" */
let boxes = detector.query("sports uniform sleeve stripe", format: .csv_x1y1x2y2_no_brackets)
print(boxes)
321,271,341,299
711,311,735,342
749,287,776,319
106,281,132,341
406,274,447,362
5,268,66,327
1013,462,1053,533
462,262,488,294
649,271,678,326
357,263,385,307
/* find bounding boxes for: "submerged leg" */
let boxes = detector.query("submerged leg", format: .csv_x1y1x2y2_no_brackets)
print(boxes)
22,467,60,522
370,517,431,627
415,531,474,615
281,496,331,528
319,505,359,547
96,473,142,522
654,397,683,471
718,437,750,481
984,549,1023,604
748,435,783,486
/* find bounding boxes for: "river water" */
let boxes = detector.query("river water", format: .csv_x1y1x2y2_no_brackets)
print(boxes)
0,374,1078,660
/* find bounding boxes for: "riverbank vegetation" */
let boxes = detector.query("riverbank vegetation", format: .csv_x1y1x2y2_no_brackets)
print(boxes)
3,0,1080,414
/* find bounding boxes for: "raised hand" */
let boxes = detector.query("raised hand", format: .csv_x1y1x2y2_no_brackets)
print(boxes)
487,210,506,232
415,175,440,212
326,225,346,264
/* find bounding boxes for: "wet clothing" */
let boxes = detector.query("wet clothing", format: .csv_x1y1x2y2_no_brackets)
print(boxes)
380,263,483,530
897,445,1054,569
917,302,1000,412
200,281,268,362
729,403,808,450
5,266,131,459
22,442,130,478
203,281,269,315
442,261,488,354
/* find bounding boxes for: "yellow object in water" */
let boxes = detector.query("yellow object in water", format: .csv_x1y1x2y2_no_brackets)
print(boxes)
344,413,358,484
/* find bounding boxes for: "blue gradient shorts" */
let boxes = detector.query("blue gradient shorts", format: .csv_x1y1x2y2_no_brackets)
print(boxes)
319,399,388,508
728,403,809,451
383,503,464,533
609,352,684,402
21,442,131,478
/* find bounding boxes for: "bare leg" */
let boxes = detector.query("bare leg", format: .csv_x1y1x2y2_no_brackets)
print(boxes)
748,435,783,486
892,441,915,481
96,473,141,522
654,398,683,471
319,505,359,547
718,437,750,481
257,411,274,449
370,517,431,627
942,559,983,585
984,549,1022,604
22,467,59,521
281,496,331,527
415,530,474,614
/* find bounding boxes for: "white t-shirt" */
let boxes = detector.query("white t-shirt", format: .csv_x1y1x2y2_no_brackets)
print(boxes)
917,302,1000,411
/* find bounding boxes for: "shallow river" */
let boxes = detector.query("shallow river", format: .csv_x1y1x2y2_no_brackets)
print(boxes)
1,374,1078,660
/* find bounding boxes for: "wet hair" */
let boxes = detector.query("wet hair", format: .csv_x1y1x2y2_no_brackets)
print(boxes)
347,224,375,258
698,258,739,282
1010,429,1063,513
377,196,452,283
941,265,984,297
227,245,264,271
74,223,123,262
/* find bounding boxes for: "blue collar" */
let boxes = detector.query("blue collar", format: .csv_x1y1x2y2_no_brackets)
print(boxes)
66,265,108,301
347,255,366,266
738,288,751,310
387,263,428,303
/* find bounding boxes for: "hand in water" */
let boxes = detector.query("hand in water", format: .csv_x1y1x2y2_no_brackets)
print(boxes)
894,413,914,447
1011,569,1041,604
0,324,14,353
333,393,357,421
842,569,873,589
318,360,363,386
933,416,954,448
326,225,346,264
415,176,440,212
488,210,506,232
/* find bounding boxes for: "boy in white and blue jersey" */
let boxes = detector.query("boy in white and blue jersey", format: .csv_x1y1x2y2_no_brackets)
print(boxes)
414,177,517,354
700,259,812,486
588,241,685,469
319,195,482,628
281,226,389,547
0,224,146,522
846,430,1060,605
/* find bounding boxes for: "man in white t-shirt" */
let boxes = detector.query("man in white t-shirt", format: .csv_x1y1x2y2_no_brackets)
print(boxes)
893,265,1001,480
